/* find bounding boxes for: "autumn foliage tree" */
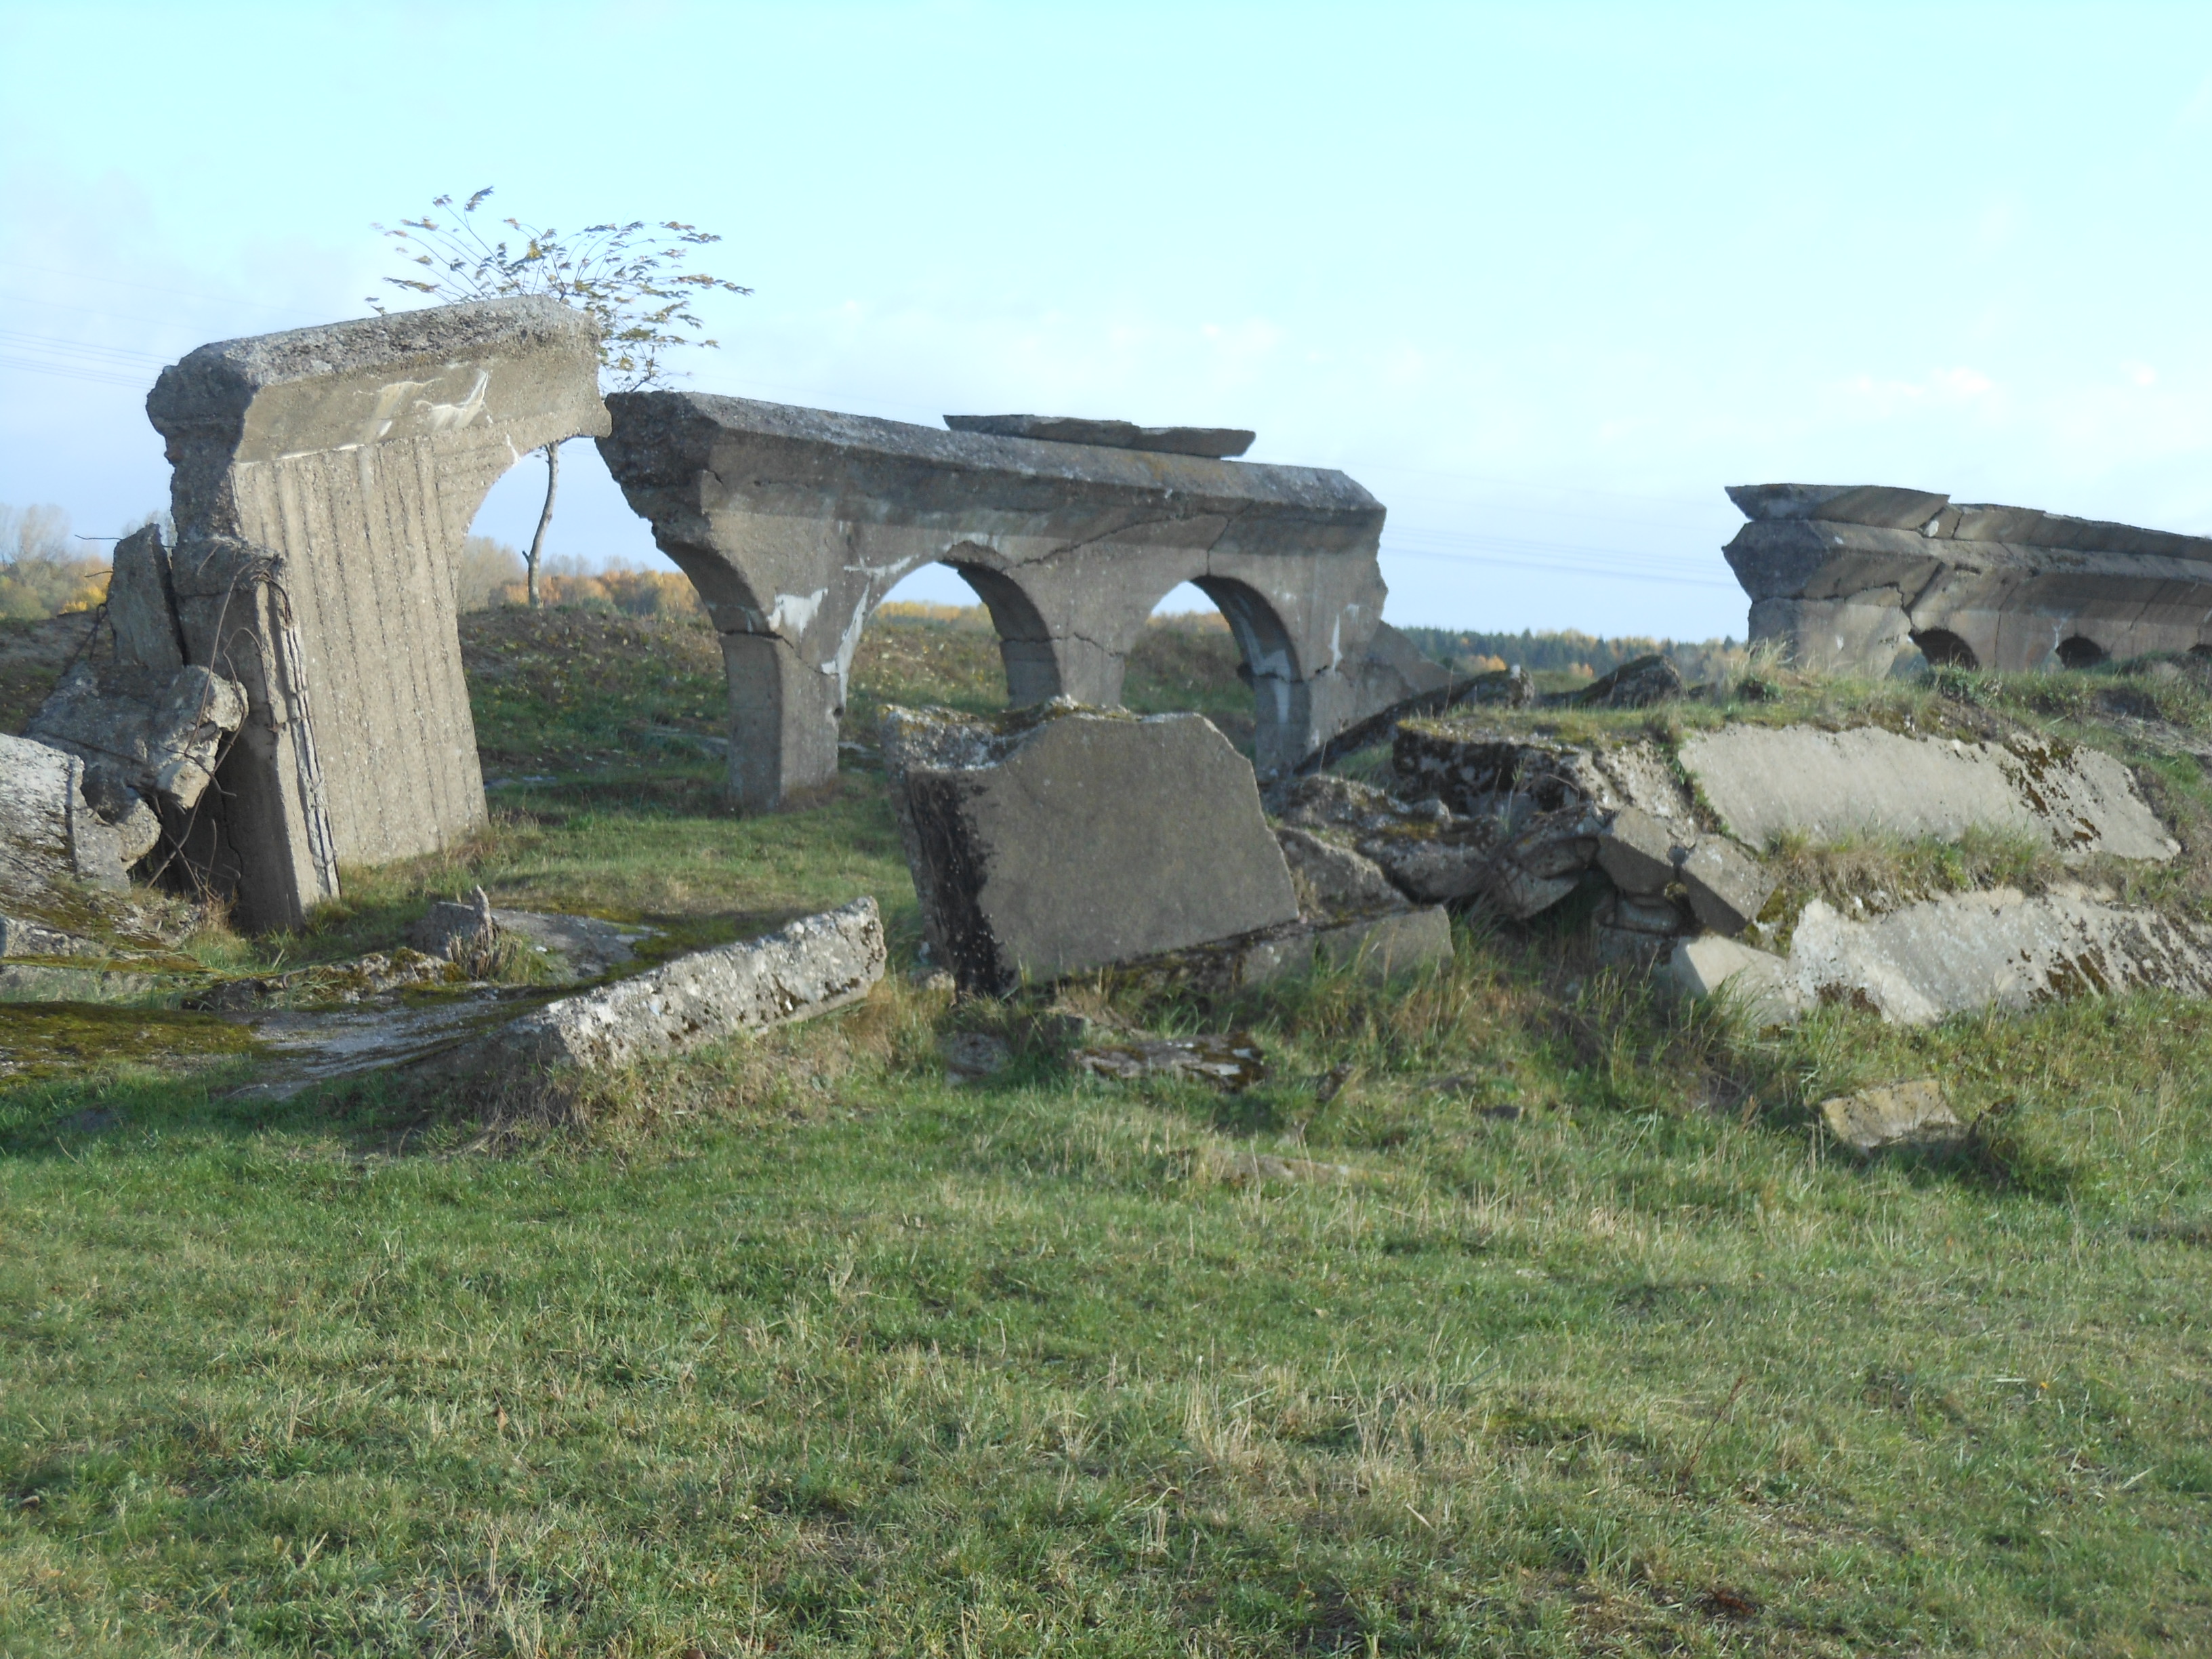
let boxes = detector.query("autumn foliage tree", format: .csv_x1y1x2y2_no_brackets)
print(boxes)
371,188,749,606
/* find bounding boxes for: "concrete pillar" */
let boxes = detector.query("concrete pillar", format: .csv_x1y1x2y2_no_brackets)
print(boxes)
146,298,608,930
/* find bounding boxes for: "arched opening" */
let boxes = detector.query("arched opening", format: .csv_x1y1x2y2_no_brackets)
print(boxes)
843,562,1019,737
2055,634,2108,670
1910,628,1980,670
1123,577,1305,765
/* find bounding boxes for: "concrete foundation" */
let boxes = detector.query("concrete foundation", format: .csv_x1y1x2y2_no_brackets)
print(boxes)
598,392,1448,809
146,298,609,929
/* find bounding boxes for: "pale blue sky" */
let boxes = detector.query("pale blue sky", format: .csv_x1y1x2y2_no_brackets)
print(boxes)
5,1,2211,639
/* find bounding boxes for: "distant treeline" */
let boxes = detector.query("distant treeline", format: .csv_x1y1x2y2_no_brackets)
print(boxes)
1397,626,1744,684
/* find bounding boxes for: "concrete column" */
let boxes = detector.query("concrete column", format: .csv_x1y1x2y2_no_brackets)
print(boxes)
721,632,843,811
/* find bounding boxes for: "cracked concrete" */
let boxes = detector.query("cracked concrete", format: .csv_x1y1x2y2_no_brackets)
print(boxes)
599,391,1447,809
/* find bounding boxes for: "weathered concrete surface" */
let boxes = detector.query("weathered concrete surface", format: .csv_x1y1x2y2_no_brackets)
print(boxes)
943,415,1254,458
600,391,1446,808
1235,904,1454,985
1667,886,2212,1026
882,704,1299,994
1275,826,1406,917
27,661,244,820
410,900,651,982
476,898,884,1073
1679,724,2176,859
0,733,153,895
146,297,608,929
1819,1080,1962,1154
1724,482,2212,674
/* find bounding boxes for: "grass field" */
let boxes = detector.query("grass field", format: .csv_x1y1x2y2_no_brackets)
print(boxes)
3,607,2211,1656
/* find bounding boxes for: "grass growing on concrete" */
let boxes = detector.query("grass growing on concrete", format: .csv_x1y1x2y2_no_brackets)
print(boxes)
3,611,2212,1654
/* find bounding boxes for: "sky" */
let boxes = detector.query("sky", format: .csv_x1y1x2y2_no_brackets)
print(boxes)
5,1,2212,641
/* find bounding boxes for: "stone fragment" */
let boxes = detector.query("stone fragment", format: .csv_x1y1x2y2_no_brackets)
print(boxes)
941,413,1255,458
1574,653,1685,708
474,898,885,1073
1596,806,1683,895
148,297,610,930
1075,1031,1267,1090
1275,827,1405,918
941,1030,1012,1084
1678,724,2176,861
0,733,145,895
1818,1080,1962,1155
1678,836,1776,935
1663,935,1803,1028
27,661,244,815
106,524,184,672
410,899,649,982
882,704,1299,994
600,390,1443,805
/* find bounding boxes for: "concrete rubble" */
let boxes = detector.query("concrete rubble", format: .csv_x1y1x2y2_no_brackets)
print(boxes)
1818,1080,1963,1155
144,297,609,930
1724,480,2212,675
598,391,1448,809
882,703,1303,994
466,898,885,1075
0,733,161,895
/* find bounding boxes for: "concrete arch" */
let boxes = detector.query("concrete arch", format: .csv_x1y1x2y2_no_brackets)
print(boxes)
599,390,1448,809
2056,634,2108,670
1912,628,1980,670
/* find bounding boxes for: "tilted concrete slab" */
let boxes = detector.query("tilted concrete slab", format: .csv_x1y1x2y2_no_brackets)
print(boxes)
881,703,1300,995
599,391,1446,808
1678,724,2177,860
1723,482,2212,674
146,298,608,929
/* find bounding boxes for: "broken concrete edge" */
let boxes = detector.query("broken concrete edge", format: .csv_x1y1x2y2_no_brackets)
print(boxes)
426,897,886,1085
1290,663,1531,777
942,414,1256,459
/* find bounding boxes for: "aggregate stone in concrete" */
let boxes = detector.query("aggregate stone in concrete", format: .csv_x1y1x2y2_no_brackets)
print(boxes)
882,704,1298,994
1818,1080,1961,1155
480,898,885,1073
1678,724,2176,860
146,296,608,930
941,414,1256,458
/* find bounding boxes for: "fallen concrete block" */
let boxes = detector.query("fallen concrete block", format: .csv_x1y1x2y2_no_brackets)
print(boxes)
1313,905,1453,980
1573,652,1685,708
1679,836,1776,935
1679,724,2175,860
27,660,244,817
1595,805,1683,895
474,897,885,1073
0,733,150,896
882,704,1299,994
148,296,609,930
1664,934,1803,1028
1275,827,1404,918
1819,1080,1961,1154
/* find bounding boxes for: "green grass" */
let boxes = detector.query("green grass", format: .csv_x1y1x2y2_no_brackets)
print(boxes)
3,611,2212,1654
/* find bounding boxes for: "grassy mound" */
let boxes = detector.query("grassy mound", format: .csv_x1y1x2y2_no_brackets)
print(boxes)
1,611,2211,1653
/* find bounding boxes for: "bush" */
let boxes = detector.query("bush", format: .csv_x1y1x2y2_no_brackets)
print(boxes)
0,503,108,621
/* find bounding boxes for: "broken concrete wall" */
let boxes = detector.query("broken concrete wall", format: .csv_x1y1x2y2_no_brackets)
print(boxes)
598,392,1447,810
144,297,609,929
1724,482,2212,675
882,703,1301,994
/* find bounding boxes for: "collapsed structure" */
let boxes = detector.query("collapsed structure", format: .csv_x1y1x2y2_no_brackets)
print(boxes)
599,392,1448,808
140,297,609,928
1725,483,2212,675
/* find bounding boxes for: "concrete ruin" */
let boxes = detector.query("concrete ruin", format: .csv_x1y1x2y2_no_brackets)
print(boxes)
882,703,1302,994
598,393,1448,810
1725,483,2212,675
142,298,608,929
